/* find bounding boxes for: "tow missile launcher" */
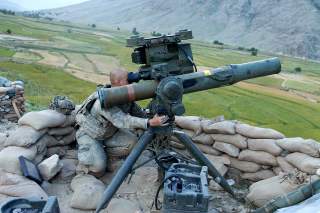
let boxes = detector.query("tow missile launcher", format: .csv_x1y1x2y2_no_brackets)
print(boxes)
95,30,282,213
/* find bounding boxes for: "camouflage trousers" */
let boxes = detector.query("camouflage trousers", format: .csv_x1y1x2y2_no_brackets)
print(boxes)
76,128,138,175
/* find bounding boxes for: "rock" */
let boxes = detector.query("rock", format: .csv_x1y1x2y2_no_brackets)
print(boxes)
213,142,239,157
18,109,66,130
276,137,320,157
0,169,47,200
70,174,105,210
239,150,277,166
285,152,320,174
4,126,47,147
236,123,285,139
228,156,261,173
248,139,283,156
203,121,236,135
38,154,63,181
211,134,247,149
241,170,275,181
0,146,37,175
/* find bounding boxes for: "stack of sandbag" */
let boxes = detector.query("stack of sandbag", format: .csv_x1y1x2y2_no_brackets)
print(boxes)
246,170,311,207
18,109,76,149
0,79,25,122
171,116,320,182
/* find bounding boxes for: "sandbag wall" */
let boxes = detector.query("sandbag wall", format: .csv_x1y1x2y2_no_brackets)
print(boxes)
171,116,320,182
0,109,77,203
0,84,25,122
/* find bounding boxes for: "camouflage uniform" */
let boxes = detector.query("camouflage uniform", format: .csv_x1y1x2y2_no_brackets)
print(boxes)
75,92,148,174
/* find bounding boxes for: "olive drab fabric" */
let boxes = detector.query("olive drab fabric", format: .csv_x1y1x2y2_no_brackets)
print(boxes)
75,92,148,174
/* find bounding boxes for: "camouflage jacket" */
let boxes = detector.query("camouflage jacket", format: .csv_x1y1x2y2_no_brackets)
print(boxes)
76,92,148,140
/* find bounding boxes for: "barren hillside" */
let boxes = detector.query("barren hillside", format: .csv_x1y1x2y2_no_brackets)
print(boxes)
0,0,24,11
46,0,320,61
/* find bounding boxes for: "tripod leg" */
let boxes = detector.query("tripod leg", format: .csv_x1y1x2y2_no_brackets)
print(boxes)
173,130,234,196
95,129,154,213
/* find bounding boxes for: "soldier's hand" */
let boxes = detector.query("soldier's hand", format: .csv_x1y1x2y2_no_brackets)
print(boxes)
148,115,169,127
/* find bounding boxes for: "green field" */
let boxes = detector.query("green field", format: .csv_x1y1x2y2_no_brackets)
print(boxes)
0,14,319,140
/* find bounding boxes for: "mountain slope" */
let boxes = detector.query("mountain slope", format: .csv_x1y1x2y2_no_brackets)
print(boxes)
48,0,320,60
0,0,24,11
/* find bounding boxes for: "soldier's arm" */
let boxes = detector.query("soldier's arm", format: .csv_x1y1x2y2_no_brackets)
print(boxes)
100,105,148,130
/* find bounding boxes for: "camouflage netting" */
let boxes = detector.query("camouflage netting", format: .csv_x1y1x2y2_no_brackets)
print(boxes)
0,77,25,122
0,105,320,212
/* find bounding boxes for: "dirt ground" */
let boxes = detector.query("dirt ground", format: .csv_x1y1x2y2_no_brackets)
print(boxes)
45,166,250,213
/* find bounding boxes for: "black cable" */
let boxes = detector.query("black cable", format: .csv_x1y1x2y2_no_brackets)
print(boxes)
154,174,183,210
178,46,198,72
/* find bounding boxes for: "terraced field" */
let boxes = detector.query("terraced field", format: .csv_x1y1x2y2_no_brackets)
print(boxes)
0,13,319,139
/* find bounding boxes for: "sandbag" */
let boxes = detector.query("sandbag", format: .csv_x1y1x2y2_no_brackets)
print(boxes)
236,123,285,139
57,158,78,181
276,137,320,157
211,134,247,149
205,154,230,165
174,116,202,133
56,130,76,146
18,109,66,130
48,126,74,136
0,169,47,199
0,146,37,175
285,152,320,174
192,133,214,145
273,167,283,175
204,155,228,176
168,141,185,150
239,150,277,166
171,129,194,142
247,172,309,207
61,114,76,127
46,146,69,157
248,139,283,156
104,129,138,157
228,156,261,173
38,134,60,147
277,157,295,173
0,133,7,147
77,133,107,174
195,143,222,156
213,141,239,157
241,170,275,181
202,121,235,135
70,174,105,210
4,126,47,147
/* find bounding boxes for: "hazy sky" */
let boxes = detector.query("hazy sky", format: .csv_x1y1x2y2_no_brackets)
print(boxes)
10,0,89,10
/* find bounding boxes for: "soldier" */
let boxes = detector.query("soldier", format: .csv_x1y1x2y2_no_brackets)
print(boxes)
75,69,167,176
